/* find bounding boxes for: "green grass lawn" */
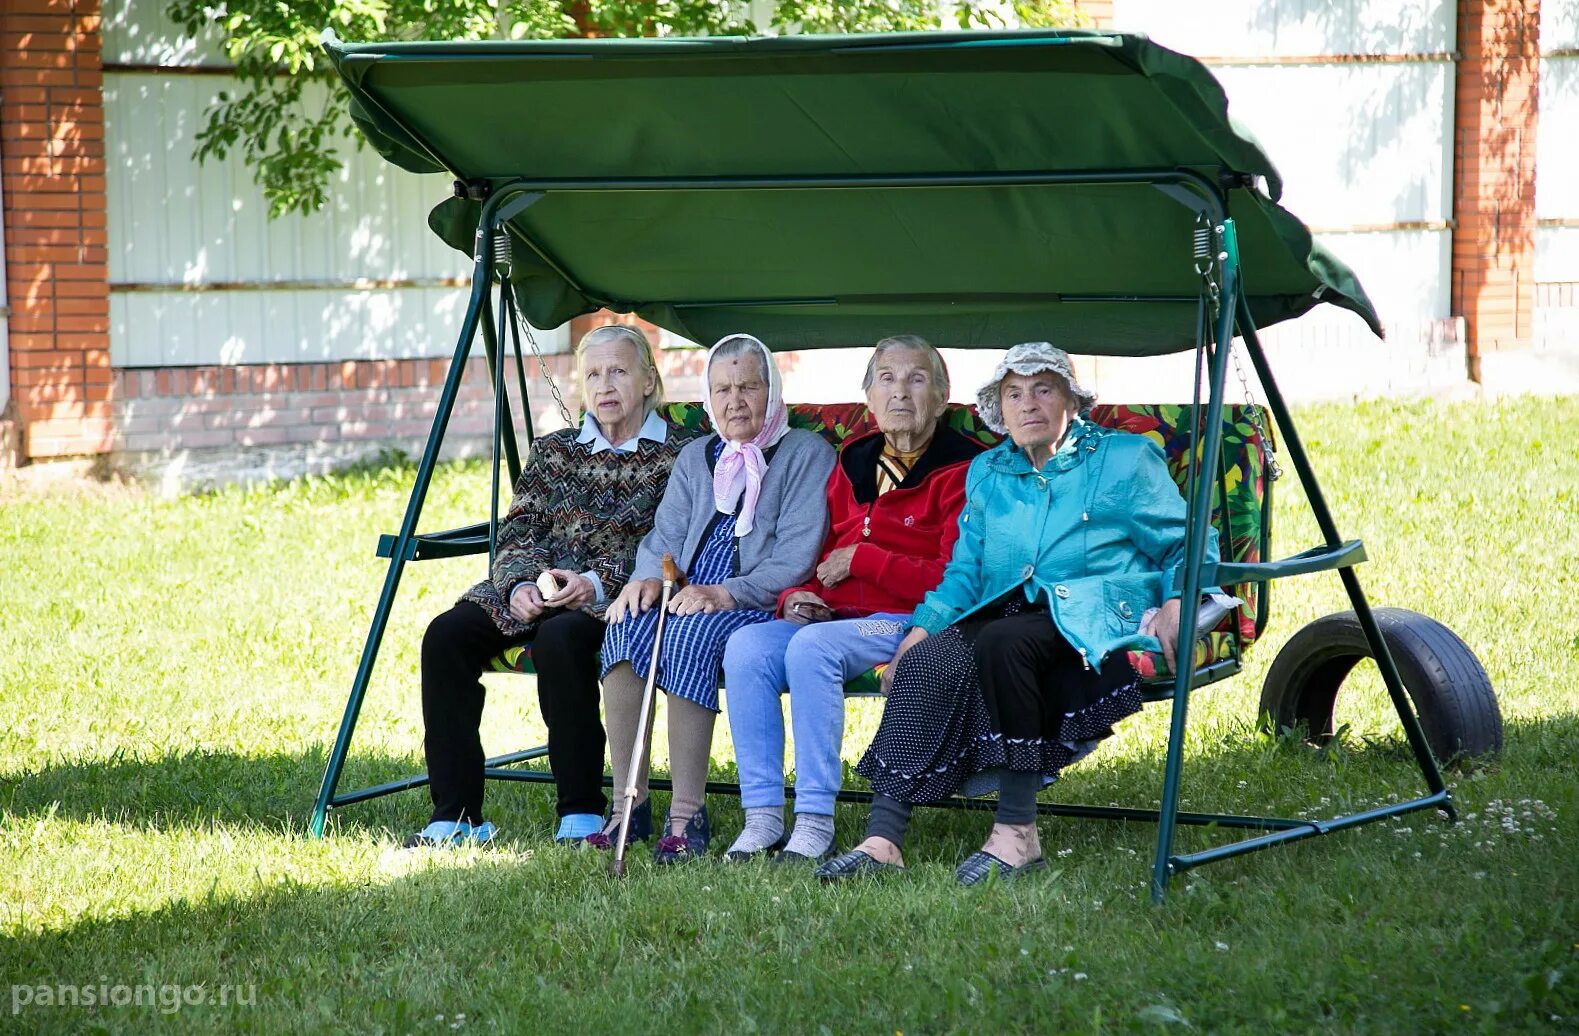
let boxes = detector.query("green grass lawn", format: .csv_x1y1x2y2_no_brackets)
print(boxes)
2,398,1576,1034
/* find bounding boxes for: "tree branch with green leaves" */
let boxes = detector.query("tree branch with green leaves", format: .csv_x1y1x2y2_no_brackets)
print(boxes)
168,0,1085,218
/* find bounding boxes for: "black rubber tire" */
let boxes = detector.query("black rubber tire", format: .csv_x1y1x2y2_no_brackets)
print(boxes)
1259,607,1502,763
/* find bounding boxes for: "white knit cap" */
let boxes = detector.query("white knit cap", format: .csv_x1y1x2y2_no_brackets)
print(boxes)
975,342,1097,435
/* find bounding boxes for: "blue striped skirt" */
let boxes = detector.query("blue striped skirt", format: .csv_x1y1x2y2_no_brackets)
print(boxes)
601,604,773,712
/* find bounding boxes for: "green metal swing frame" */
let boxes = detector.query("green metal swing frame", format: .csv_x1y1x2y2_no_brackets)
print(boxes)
306,29,1454,902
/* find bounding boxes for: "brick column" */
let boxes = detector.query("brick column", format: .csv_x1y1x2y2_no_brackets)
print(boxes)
1452,0,1541,379
0,0,111,460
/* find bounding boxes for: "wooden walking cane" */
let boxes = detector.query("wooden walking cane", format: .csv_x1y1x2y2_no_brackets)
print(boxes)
609,552,685,878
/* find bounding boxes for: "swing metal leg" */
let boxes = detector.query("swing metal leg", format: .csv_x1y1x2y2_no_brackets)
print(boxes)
1150,219,1240,903
1234,297,1452,806
309,187,542,838
309,269,492,838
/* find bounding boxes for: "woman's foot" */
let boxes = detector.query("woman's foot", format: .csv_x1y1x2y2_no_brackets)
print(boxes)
849,836,904,868
814,837,906,881
979,822,1041,868
654,807,711,865
780,813,836,860
724,806,787,862
583,798,652,850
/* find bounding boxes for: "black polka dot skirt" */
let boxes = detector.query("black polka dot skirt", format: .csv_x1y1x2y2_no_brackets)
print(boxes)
854,596,1142,805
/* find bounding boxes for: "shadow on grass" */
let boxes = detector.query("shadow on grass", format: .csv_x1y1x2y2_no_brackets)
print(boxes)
6,710,1572,845
0,748,460,838
4,740,1577,1036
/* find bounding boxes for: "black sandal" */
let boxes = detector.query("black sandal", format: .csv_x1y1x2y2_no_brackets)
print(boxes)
814,849,904,881
954,850,1048,886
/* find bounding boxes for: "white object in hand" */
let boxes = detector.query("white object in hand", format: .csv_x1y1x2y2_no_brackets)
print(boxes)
536,571,561,598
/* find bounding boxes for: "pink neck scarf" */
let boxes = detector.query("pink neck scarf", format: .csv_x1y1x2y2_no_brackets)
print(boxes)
703,334,790,537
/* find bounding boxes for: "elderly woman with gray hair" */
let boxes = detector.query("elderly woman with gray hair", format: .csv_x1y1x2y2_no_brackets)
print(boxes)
591,333,836,864
409,324,698,849
817,341,1220,885
720,335,985,864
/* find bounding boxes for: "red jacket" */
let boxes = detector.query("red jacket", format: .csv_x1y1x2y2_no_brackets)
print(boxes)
776,425,985,618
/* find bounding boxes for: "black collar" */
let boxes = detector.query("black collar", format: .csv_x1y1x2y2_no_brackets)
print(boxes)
842,422,986,504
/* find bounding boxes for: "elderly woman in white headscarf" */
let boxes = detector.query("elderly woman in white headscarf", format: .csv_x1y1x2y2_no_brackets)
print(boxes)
817,342,1219,886
593,334,836,864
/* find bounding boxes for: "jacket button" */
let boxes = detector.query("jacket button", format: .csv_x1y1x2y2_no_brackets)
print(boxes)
1119,601,1133,619
1035,475,1048,490
1022,564,1035,580
1053,583,1070,599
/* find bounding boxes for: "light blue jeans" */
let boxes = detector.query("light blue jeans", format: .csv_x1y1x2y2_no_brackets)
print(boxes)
722,614,911,816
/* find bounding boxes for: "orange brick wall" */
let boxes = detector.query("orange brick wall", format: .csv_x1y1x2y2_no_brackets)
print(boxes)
1,0,111,459
1075,0,1114,28
110,352,712,457
1452,0,1541,375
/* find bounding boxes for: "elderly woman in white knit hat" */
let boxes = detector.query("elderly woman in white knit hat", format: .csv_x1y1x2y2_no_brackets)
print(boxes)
817,341,1220,885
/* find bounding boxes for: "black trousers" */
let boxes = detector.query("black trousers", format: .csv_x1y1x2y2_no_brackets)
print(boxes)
421,601,606,825
972,610,1133,745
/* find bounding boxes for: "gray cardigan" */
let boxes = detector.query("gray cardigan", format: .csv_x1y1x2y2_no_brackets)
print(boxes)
632,428,836,611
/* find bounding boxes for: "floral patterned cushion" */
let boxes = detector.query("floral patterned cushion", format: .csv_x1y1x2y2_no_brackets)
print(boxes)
492,400,1272,689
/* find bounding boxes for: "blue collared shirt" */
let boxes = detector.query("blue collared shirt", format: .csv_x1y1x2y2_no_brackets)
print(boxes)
567,407,667,602
576,407,667,455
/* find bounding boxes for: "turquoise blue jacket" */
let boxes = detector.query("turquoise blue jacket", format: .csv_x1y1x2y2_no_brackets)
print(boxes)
909,419,1220,671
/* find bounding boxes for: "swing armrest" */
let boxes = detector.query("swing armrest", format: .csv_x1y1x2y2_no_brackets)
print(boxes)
1204,539,1366,584
376,522,490,561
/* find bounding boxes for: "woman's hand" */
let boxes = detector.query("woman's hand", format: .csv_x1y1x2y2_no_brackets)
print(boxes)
1140,597,1183,672
541,569,596,611
879,626,928,695
782,590,832,625
606,578,661,624
815,545,857,587
668,584,735,617
509,583,546,624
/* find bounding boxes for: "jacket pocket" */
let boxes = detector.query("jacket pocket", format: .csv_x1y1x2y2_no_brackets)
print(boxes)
1102,576,1153,639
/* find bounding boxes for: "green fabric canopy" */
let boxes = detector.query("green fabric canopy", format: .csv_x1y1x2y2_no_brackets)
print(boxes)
323,29,1381,355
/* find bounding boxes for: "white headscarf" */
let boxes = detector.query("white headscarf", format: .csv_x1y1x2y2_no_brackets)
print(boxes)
703,334,790,537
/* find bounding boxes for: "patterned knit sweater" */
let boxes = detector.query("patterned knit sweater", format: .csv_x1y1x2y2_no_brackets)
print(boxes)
461,423,699,636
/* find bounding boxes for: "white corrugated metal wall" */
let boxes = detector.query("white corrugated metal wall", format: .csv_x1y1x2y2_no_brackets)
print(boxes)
100,0,567,369
1112,0,1457,347
1537,0,1579,347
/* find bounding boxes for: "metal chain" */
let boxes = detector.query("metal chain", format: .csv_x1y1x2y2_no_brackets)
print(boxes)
1231,345,1282,481
521,316,577,430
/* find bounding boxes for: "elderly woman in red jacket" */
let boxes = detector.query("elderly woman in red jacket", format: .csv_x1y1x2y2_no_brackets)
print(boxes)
720,335,985,863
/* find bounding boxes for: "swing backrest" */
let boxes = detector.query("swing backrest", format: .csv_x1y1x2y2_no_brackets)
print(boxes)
654,400,1274,687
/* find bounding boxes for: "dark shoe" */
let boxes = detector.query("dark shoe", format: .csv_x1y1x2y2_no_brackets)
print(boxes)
654,807,711,865
954,850,1048,886
773,845,837,866
584,799,652,851
814,849,903,881
724,832,788,863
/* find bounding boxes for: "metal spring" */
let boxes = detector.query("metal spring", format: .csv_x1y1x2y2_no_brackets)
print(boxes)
493,233,512,264
1192,224,1211,261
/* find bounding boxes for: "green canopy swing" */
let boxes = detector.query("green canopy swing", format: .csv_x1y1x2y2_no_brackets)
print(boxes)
307,27,1500,902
